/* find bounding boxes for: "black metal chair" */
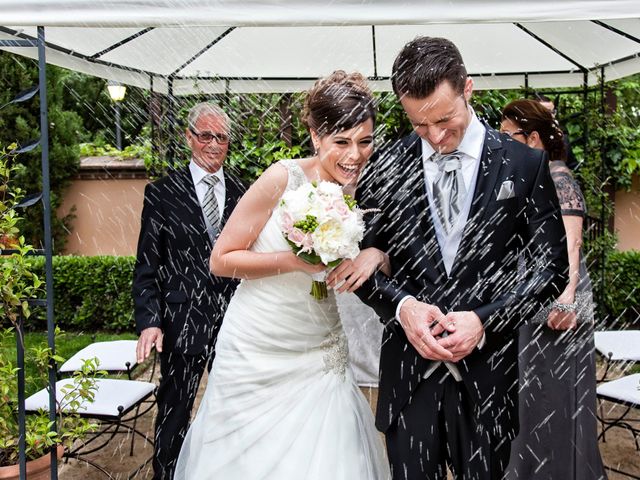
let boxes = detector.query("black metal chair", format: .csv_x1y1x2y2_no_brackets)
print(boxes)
594,330,640,479
594,330,640,382
26,340,158,479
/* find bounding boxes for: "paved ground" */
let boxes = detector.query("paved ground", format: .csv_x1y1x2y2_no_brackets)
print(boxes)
58,361,639,480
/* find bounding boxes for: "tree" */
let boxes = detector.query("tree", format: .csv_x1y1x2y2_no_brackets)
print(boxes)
62,71,150,149
0,52,82,251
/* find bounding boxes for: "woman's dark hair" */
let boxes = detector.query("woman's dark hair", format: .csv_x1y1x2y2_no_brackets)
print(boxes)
391,36,467,99
302,70,375,137
502,99,566,161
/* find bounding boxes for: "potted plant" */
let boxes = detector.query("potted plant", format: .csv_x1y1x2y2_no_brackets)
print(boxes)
0,143,102,479
0,334,102,479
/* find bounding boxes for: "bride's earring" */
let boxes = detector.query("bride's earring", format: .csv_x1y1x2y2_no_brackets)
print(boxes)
310,129,321,157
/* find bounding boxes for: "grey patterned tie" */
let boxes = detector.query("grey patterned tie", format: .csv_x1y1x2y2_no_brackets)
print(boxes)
431,151,466,234
202,175,221,240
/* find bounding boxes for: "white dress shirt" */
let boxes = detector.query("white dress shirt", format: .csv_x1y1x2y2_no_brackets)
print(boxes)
189,160,226,220
421,112,485,274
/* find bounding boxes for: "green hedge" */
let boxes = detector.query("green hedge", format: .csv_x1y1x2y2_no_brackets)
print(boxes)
27,256,135,332
7,251,640,331
603,250,640,324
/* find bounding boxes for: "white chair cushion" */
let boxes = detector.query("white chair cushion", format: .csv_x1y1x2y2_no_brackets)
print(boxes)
25,378,155,417
597,373,640,405
59,340,138,373
594,330,640,361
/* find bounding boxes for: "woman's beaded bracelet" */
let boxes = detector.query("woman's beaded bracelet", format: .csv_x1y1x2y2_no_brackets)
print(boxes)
551,301,577,312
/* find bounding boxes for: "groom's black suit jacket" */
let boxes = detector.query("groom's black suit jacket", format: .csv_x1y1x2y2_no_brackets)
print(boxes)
358,128,568,438
133,166,246,355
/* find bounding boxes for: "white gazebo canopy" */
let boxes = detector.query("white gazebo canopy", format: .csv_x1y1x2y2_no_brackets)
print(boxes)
1,0,639,93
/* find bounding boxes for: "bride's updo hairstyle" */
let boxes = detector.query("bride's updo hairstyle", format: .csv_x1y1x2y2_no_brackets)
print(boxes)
502,99,567,161
302,70,376,137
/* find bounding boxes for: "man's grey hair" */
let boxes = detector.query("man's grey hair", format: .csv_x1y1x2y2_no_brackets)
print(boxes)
187,102,230,133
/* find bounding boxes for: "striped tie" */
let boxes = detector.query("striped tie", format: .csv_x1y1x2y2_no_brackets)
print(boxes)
202,175,221,240
431,150,466,234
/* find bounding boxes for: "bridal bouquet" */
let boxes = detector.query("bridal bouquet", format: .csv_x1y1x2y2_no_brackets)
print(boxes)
278,181,365,300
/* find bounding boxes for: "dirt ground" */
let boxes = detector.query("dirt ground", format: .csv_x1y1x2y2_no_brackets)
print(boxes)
57,362,639,480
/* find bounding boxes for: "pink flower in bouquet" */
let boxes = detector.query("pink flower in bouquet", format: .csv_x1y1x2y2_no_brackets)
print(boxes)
330,199,351,219
280,212,294,233
288,228,313,253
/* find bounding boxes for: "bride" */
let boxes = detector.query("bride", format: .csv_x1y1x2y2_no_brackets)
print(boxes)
174,71,391,479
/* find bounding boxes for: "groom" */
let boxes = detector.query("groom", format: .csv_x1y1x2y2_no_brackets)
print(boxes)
357,37,569,479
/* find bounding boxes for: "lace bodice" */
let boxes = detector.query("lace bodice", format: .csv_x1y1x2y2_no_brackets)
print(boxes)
550,160,585,217
248,159,307,254
279,159,307,192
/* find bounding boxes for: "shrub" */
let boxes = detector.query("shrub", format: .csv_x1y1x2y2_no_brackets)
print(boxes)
27,256,135,332
603,250,640,326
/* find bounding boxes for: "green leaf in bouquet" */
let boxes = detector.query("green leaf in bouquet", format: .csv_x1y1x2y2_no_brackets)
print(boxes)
343,194,357,210
285,239,321,265
327,259,343,269
296,251,322,265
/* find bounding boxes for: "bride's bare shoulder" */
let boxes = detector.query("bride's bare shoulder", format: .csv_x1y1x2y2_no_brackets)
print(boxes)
243,161,290,201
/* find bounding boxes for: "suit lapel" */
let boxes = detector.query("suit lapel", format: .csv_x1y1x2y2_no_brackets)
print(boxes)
172,167,210,244
221,172,243,224
450,128,504,277
468,128,504,219
400,135,447,277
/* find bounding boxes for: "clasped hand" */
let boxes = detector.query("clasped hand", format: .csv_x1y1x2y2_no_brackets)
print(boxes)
399,299,484,362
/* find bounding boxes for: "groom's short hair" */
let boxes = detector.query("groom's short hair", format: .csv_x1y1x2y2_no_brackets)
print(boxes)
391,36,467,99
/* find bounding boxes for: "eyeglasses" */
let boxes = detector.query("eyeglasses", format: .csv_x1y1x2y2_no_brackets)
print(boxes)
503,129,528,139
189,127,230,145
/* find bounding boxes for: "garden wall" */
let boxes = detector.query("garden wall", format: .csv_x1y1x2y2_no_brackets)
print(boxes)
58,157,148,256
614,174,640,252
59,158,640,255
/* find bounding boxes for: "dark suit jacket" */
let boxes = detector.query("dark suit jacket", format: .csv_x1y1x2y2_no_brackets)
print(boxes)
132,166,246,356
357,127,568,437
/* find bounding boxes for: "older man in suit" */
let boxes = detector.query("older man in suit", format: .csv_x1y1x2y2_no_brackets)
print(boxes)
357,37,569,480
133,102,245,480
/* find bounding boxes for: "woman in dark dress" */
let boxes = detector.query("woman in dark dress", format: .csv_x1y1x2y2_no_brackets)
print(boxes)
500,99,607,480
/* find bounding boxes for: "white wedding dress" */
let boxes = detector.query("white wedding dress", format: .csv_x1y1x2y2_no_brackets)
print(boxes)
174,160,390,480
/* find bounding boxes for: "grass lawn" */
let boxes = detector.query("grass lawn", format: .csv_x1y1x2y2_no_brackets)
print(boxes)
0,330,137,396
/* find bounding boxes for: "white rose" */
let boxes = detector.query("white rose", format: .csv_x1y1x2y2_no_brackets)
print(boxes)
281,185,314,221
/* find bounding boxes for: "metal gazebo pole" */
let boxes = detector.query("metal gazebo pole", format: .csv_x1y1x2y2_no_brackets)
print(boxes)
598,67,607,316
37,25,58,480
166,76,175,165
